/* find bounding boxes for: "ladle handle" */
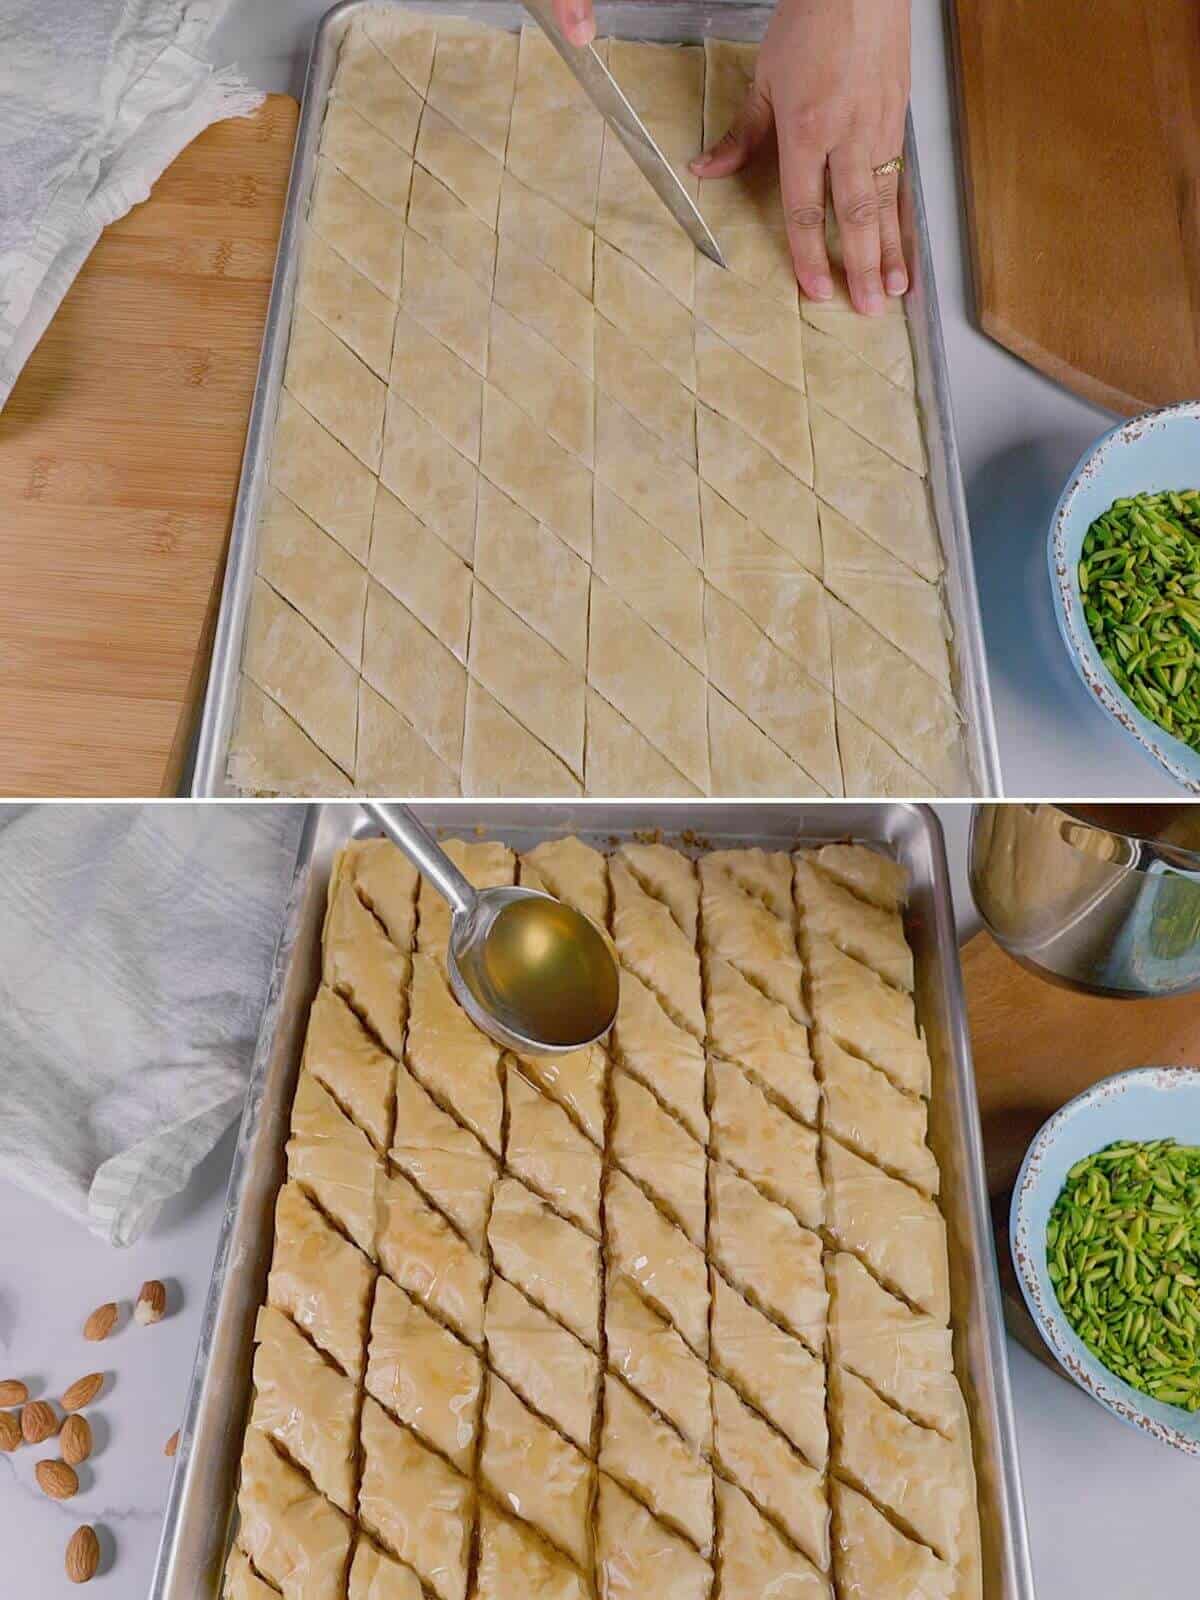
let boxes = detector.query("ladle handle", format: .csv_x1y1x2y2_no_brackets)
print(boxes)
363,804,476,917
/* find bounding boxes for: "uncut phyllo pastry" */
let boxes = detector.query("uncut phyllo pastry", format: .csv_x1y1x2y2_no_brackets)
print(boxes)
224,830,980,1600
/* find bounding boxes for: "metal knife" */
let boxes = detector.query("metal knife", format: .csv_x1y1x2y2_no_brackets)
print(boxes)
518,0,726,268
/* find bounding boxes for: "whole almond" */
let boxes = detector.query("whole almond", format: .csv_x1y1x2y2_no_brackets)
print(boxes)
135,1280,167,1326
61,1414,93,1466
37,1458,79,1500
66,1525,100,1584
0,1410,20,1452
164,1428,180,1458
22,1399,59,1444
84,1302,119,1342
0,1378,28,1407
61,1374,104,1413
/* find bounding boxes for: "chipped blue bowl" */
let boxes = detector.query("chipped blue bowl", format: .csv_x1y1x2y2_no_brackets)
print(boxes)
1011,1065,1200,1453
1048,401,1200,791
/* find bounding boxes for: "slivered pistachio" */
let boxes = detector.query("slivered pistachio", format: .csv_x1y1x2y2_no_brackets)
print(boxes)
1079,489,1200,749
1048,1139,1200,1409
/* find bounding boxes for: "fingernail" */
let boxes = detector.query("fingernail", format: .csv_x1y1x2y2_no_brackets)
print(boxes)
885,268,907,296
569,10,595,44
808,275,834,301
690,152,712,173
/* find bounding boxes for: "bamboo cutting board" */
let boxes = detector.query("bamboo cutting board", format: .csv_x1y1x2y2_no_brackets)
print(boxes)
0,95,298,798
963,928,1200,1365
951,0,1200,415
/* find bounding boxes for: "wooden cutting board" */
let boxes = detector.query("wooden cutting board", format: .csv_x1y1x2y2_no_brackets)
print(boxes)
963,928,1200,1367
0,95,298,798
951,0,1200,415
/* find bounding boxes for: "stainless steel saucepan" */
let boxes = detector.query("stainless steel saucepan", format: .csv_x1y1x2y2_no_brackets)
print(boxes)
969,803,1200,997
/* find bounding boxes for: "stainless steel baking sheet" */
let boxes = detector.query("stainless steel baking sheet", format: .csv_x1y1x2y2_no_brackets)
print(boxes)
188,0,1003,798
149,800,1033,1600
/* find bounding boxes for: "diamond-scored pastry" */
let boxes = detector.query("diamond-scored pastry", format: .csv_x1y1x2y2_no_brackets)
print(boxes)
606,1274,711,1454
390,1058,497,1250
606,1169,708,1359
488,1176,601,1352
830,1366,973,1569
267,1182,374,1381
710,1057,823,1228
417,838,515,958
481,1375,593,1566
600,1374,713,1553
406,952,503,1156
236,1426,353,1600
709,1163,826,1351
816,1031,939,1197
348,1538,424,1600
224,1547,278,1600
238,15,967,798
827,1252,958,1436
831,1479,955,1600
710,1270,828,1469
359,1398,472,1600
507,1063,601,1236
512,1040,607,1148
802,844,908,913
712,1376,829,1570
339,838,419,946
715,1478,832,1600
323,861,410,1059
366,1275,482,1472
484,1274,600,1453
477,1502,589,1600
520,835,609,928
287,1071,381,1257
250,1305,359,1513
610,855,704,1040
803,936,931,1098
704,954,818,1123
303,986,395,1153
793,857,913,990
822,1135,951,1325
375,1166,486,1347
612,1069,706,1247
698,853,808,1025
595,1475,713,1600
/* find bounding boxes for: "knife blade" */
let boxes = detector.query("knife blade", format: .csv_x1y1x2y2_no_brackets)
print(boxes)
518,0,726,268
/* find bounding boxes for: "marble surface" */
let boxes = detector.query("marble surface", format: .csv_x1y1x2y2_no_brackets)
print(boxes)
208,0,1183,800
1,803,1197,1598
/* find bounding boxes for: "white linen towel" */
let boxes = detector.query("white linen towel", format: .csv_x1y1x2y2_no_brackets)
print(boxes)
0,0,264,407
0,803,304,1245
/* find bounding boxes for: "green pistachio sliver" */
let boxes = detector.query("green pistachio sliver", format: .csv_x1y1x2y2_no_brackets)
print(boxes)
1048,1138,1200,1409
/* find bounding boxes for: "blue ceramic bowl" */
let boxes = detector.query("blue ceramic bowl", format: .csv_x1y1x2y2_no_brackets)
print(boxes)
1011,1066,1200,1453
1048,402,1200,790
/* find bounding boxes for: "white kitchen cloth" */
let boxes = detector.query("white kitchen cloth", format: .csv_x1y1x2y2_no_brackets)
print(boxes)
0,803,304,1246
0,0,264,407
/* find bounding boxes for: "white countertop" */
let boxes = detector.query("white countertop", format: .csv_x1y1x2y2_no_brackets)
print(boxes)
1,803,1196,1598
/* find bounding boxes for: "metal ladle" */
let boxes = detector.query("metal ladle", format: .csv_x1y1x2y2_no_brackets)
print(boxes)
364,803,619,1054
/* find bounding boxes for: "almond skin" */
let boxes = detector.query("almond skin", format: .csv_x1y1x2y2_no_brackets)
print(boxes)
37,1458,79,1500
164,1428,180,1458
0,1379,28,1407
22,1400,59,1444
0,1411,20,1452
83,1302,119,1342
135,1280,167,1326
60,1415,93,1467
61,1374,104,1413
66,1525,100,1584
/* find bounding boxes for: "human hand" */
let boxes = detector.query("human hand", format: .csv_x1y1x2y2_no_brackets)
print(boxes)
551,0,596,48
691,0,912,314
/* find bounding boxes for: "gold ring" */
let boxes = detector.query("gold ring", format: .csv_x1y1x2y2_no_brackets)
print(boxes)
872,155,904,178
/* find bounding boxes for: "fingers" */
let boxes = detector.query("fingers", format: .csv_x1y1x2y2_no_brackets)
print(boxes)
874,164,908,298
777,135,834,303
689,83,772,179
827,144,886,315
550,0,594,48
